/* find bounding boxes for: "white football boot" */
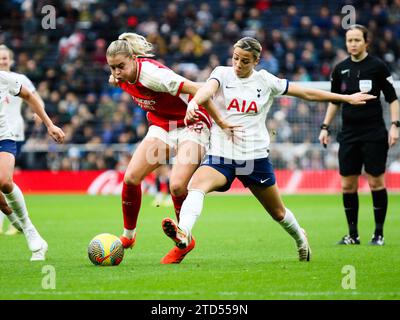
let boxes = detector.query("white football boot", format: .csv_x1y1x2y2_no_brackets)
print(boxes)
297,228,311,262
24,226,44,252
31,239,48,261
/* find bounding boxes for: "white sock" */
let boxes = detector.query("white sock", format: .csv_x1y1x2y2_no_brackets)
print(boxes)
0,212,5,226
5,212,21,229
178,189,205,238
3,183,32,230
123,228,136,239
278,208,307,246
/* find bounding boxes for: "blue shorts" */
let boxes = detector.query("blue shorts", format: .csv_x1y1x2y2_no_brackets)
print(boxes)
0,140,17,157
201,155,276,192
16,141,25,156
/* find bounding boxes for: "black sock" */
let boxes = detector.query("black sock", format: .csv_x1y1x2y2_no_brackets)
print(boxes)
343,193,359,238
371,189,388,237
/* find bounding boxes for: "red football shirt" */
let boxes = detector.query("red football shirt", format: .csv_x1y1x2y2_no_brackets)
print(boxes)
118,57,211,131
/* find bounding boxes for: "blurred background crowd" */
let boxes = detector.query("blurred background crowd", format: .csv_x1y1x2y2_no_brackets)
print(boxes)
1,0,399,171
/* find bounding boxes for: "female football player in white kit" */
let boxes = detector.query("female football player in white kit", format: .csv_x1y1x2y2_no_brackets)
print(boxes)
0,45,46,236
0,69,65,261
161,37,376,262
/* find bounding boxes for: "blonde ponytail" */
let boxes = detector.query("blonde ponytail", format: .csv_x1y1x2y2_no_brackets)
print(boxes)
106,32,154,58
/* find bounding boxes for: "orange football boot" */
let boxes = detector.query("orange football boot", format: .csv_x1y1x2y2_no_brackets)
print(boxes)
119,234,136,249
160,217,195,264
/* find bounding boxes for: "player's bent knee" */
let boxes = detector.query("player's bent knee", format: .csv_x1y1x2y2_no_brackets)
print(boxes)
187,178,213,194
123,174,143,186
0,177,13,193
169,182,187,197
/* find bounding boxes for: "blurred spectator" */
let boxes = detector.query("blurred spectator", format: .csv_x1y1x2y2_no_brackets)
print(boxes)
256,50,279,74
92,38,107,66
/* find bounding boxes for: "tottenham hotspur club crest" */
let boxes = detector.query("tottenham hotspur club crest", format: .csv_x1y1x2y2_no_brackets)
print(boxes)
257,89,261,98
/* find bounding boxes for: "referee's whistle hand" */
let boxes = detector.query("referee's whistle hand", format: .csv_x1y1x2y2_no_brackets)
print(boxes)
347,92,377,105
389,127,399,147
319,130,330,147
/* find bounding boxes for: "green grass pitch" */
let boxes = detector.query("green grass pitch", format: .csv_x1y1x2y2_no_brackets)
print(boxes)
1,194,399,300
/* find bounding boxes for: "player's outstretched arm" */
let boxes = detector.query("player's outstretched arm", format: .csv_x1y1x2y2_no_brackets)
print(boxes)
18,85,65,144
287,83,376,105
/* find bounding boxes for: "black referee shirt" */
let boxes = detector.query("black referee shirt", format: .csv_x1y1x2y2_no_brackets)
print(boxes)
331,54,397,143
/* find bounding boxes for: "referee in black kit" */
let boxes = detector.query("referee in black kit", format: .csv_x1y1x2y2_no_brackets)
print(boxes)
319,24,399,246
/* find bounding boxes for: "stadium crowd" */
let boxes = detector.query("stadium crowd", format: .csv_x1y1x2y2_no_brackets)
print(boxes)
0,0,399,170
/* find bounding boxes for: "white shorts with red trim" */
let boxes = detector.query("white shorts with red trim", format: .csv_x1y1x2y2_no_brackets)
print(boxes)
145,122,210,151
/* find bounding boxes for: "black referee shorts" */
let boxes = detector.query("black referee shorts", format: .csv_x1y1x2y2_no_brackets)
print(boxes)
339,139,389,177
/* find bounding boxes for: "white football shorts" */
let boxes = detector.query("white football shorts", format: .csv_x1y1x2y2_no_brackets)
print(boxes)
145,122,210,152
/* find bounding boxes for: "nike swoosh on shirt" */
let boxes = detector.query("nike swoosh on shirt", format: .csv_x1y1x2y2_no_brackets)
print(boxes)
225,85,236,89
260,178,271,183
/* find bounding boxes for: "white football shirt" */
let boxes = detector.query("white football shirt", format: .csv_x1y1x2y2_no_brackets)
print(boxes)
0,71,22,141
3,72,36,141
207,66,288,160
139,60,186,96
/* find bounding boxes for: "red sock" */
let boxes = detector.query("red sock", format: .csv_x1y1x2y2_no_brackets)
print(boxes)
159,181,168,194
171,193,187,222
122,182,142,230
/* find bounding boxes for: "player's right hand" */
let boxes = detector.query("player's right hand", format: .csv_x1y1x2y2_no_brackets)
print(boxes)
218,120,244,144
184,100,200,125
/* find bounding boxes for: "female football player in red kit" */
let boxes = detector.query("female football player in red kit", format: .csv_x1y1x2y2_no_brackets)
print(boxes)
106,32,237,264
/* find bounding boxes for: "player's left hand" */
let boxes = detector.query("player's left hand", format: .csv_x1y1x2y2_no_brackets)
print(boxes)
347,92,376,105
47,125,66,144
389,125,399,147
